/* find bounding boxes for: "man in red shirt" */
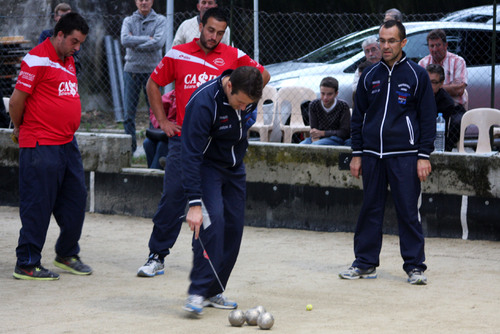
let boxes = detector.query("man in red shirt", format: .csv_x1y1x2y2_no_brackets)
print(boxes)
137,7,269,280
9,13,92,280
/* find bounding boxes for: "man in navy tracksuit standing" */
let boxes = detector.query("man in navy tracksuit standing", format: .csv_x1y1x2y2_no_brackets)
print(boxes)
339,20,436,285
181,67,263,315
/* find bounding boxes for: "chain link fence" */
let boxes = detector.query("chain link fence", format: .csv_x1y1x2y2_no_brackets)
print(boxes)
0,7,497,148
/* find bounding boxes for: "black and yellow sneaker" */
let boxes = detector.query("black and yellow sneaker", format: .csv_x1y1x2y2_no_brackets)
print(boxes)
54,255,93,275
13,265,60,280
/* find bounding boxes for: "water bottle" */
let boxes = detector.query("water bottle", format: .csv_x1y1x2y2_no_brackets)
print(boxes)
435,113,445,152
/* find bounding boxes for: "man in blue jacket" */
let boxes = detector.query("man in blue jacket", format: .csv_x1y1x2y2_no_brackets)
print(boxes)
339,20,436,285
181,67,263,315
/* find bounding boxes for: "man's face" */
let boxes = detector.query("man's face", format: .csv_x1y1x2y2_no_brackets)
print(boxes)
227,85,255,111
54,9,71,22
135,0,153,16
319,86,338,109
428,72,443,95
198,17,227,51
428,38,447,64
379,25,407,67
197,0,217,19
364,43,381,64
54,30,87,60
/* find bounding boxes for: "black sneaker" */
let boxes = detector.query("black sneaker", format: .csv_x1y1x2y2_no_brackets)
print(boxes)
54,255,93,275
13,265,60,281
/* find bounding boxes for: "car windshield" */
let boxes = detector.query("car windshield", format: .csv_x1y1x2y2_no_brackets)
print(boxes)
296,27,378,64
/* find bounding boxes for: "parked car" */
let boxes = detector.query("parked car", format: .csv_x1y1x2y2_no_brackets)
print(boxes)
440,5,499,24
267,21,500,110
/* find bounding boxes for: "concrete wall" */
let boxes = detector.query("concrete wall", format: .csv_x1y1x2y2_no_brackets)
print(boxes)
1,130,499,241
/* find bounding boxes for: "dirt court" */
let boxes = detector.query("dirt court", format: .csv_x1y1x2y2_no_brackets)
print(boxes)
0,205,499,333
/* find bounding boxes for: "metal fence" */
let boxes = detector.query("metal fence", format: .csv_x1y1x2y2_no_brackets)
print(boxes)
0,7,497,148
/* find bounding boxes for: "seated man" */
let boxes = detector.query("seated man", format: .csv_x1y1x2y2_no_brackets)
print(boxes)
143,91,176,170
426,64,464,151
419,29,468,108
300,76,351,146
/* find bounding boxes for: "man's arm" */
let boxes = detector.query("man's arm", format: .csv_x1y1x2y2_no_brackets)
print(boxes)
443,82,466,99
146,77,181,136
136,16,167,51
9,89,29,139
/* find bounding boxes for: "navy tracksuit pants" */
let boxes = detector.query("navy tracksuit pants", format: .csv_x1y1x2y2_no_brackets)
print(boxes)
148,136,187,256
352,155,427,274
16,138,87,267
188,162,246,298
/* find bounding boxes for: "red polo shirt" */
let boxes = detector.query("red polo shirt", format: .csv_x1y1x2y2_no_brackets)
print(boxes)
150,39,265,129
15,38,81,147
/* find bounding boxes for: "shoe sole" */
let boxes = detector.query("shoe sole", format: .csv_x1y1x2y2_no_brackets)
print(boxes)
408,278,427,285
203,301,238,309
13,272,59,281
183,305,204,315
338,273,377,280
53,261,92,275
137,269,165,277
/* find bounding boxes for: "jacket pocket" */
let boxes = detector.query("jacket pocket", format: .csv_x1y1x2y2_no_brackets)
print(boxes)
406,116,415,145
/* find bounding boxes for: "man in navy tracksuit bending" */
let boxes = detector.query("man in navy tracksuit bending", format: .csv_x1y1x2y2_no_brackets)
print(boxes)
339,20,436,285
181,67,263,315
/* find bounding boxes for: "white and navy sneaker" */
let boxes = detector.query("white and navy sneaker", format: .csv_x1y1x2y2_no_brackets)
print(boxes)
137,254,164,277
339,266,377,279
407,269,427,285
183,294,205,315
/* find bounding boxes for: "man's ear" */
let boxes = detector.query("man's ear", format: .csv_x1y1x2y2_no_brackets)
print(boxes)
199,22,203,33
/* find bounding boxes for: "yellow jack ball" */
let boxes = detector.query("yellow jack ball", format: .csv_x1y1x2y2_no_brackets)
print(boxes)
306,304,313,311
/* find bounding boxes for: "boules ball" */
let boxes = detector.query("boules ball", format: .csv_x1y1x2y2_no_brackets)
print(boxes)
254,305,266,315
257,312,274,330
245,308,260,326
228,309,246,327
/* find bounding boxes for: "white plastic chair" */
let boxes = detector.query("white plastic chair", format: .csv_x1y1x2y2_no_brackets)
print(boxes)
249,85,277,142
276,86,317,143
458,108,500,153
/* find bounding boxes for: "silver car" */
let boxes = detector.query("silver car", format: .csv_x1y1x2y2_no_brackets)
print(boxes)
440,5,500,24
267,21,500,110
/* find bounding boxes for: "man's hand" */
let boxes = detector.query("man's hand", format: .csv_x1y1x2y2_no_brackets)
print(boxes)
186,205,203,239
417,159,432,182
350,156,362,179
159,119,181,137
310,128,324,140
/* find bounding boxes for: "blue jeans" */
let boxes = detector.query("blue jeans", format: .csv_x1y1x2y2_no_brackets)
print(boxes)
143,137,169,170
300,135,351,146
123,71,150,152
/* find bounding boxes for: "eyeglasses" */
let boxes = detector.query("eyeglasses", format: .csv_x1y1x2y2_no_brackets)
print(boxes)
377,38,402,45
430,80,443,85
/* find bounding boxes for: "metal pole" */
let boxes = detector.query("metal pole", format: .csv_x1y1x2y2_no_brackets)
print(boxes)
254,0,259,63
166,0,174,51
491,0,496,108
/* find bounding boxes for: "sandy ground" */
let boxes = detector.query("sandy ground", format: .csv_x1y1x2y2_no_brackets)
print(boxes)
0,205,499,334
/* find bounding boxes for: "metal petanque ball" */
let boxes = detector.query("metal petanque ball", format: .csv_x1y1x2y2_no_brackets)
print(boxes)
245,308,260,326
228,310,246,327
254,305,266,315
257,312,274,330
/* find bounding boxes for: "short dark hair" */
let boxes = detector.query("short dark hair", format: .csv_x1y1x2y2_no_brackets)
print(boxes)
381,20,406,40
426,64,445,82
229,67,263,102
427,29,447,44
54,12,89,36
320,77,338,91
201,7,228,26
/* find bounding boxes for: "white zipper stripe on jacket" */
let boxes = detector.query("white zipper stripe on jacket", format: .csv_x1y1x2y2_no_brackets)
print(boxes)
380,63,392,159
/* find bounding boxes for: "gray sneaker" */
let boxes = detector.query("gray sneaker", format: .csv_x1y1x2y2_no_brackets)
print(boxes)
54,255,92,275
137,254,164,277
339,266,377,279
203,293,238,309
407,269,427,285
183,294,205,315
